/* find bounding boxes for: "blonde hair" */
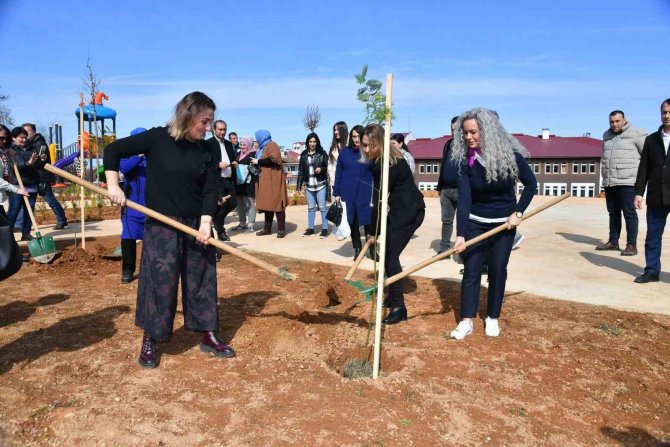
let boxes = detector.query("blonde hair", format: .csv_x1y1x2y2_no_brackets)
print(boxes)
360,123,403,166
167,91,216,140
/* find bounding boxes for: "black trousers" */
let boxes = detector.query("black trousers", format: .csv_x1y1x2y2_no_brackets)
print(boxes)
385,209,425,308
121,238,137,274
214,177,238,233
460,220,515,319
136,217,219,340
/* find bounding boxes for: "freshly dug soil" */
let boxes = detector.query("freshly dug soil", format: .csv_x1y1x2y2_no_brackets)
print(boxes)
0,236,668,446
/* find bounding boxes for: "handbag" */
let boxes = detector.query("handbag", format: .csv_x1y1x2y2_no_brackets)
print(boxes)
326,201,343,226
248,163,261,178
0,212,22,281
333,200,351,240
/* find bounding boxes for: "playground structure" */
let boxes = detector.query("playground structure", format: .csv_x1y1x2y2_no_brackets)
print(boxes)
48,92,118,185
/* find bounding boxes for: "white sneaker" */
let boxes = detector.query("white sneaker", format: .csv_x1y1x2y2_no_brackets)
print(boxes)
450,320,473,340
484,317,500,337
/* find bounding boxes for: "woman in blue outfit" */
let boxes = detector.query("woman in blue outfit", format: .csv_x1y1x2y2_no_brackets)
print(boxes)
333,125,374,259
296,132,329,238
119,127,148,284
450,108,537,340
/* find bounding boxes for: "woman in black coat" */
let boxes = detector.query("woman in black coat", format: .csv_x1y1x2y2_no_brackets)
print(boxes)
361,124,425,324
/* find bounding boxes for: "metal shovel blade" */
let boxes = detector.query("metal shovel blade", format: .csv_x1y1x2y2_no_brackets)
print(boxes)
27,232,56,264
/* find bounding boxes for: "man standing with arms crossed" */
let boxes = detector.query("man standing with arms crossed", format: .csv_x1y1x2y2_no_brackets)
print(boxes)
596,111,647,256
633,98,670,283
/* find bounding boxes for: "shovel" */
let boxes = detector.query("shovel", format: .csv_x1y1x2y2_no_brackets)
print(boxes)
350,192,571,300
44,164,296,280
12,164,56,263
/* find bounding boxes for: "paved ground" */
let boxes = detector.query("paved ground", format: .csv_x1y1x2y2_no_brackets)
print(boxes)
20,196,669,315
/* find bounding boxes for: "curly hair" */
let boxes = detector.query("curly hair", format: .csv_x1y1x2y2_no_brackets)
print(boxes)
450,108,528,183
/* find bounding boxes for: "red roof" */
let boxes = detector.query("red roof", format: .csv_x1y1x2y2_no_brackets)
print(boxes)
409,134,602,160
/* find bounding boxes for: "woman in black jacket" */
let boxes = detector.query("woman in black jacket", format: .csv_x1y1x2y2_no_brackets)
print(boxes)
104,91,235,369
362,124,425,324
7,127,41,241
296,132,330,238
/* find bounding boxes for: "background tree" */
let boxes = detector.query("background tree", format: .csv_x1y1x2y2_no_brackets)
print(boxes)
0,86,15,126
302,105,321,132
82,54,102,181
355,65,394,125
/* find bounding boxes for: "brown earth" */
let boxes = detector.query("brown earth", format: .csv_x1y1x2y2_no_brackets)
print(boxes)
0,236,668,446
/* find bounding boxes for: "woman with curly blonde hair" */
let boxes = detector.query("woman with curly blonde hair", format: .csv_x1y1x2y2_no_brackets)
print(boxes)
449,108,537,340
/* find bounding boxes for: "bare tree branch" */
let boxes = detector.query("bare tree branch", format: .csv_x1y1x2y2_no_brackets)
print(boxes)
0,86,15,126
302,105,321,132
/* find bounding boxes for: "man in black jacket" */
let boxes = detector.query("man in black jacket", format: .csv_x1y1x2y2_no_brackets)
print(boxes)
207,120,238,241
633,98,670,283
22,123,68,230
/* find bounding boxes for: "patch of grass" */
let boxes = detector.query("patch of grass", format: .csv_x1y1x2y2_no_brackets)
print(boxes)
509,406,527,417
594,323,622,336
399,418,411,427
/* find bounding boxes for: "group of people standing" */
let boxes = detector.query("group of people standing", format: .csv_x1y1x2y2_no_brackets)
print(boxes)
0,123,68,243
99,89,669,369
596,99,670,284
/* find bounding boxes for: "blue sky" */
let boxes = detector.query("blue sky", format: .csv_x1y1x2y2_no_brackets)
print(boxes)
1,0,668,148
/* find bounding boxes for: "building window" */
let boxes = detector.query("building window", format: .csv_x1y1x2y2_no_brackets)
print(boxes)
433,163,439,173
533,163,540,174
544,183,567,196
426,164,432,174
572,163,579,174
419,164,425,174
545,163,551,174
418,182,437,191
589,162,595,174
552,163,559,174
560,162,567,174
571,183,596,198
581,163,588,174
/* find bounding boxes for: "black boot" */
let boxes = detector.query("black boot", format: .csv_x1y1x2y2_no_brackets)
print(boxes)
383,306,407,324
368,243,379,261
138,332,158,368
200,331,236,358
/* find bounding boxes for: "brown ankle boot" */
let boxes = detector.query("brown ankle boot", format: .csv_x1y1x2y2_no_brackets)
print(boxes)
138,332,158,368
200,331,236,358
620,244,638,256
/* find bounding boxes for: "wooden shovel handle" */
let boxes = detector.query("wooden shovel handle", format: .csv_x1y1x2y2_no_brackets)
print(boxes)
43,164,296,280
12,164,40,233
384,192,571,286
344,237,375,280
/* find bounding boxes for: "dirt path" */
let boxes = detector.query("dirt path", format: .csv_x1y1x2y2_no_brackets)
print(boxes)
0,236,668,446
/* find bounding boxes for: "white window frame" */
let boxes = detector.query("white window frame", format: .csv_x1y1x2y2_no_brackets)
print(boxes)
543,182,567,196
572,163,579,174
419,164,425,174
418,182,437,191
589,162,595,174
571,182,596,198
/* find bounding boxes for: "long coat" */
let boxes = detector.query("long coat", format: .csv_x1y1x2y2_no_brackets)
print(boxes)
119,155,147,240
255,141,288,212
634,127,670,206
333,146,372,226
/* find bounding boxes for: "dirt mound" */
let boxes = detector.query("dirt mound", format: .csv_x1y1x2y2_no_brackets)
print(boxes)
281,261,361,310
27,243,120,276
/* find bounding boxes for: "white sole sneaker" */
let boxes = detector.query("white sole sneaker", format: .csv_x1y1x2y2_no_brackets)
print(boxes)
450,320,473,340
484,317,500,337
